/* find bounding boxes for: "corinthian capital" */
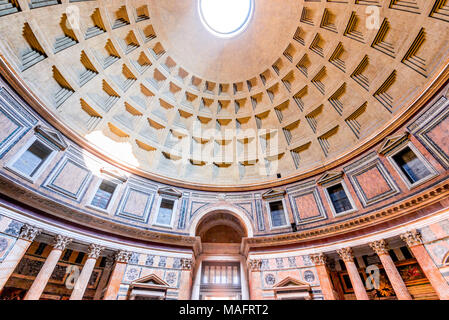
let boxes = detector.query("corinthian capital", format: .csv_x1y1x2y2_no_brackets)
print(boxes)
19,224,42,241
248,259,262,271
87,244,104,259
336,247,354,262
369,239,389,255
181,258,194,270
400,229,423,247
52,235,72,251
309,253,328,266
115,250,132,263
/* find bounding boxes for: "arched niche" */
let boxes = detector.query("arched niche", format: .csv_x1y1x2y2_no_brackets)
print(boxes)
189,203,254,238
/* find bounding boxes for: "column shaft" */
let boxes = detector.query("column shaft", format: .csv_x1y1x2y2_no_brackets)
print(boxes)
378,253,412,300
315,264,337,300
345,260,369,300
24,248,63,300
178,269,193,300
70,257,97,300
401,230,449,300
103,262,127,300
409,244,449,300
0,238,32,291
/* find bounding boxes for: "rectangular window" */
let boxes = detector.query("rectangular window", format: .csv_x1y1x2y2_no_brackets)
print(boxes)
11,140,52,178
269,200,287,227
75,252,85,264
392,147,432,184
91,180,117,210
327,183,353,214
156,198,175,226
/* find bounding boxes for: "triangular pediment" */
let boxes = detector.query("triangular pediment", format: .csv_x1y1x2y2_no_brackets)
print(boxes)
378,132,410,156
262,188,286,200
158,187,182,198
273,276,310,289
316,171,343,186
34,125,68,151
131,274,169,287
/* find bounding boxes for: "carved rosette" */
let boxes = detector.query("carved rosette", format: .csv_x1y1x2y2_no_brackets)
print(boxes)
87,244,104,259
19,224,42,242
115,250,132,264
336,247,354,262
309,253,327,266
248,259,262,271
369,239,389,255
52,235,72,251
181,258,194,270
400,230,423,247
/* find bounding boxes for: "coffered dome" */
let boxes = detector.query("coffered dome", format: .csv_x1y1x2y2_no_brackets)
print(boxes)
0,0,448,189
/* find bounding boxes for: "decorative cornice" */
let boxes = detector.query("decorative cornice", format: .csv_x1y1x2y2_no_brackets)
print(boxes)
115,250,132,263
242,179,449,254
400,229,423,247
180,258,194,270
158,187,182,198
247,259,262,271
336,247,354,262
369,239,389,255
261,189,286,200
378,132,410,156
309,253,328,266
19,224,41,241
52,234,72,251
87,244,104,259
34,125,68,151
316,171,344,186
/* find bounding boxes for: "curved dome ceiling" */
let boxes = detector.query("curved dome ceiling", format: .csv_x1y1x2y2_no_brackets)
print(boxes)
0,0,448,188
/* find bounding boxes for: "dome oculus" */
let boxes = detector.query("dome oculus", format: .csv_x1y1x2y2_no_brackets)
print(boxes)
199,0,254,37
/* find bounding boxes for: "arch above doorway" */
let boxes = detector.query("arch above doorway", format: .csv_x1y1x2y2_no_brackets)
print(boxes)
189,203,254,238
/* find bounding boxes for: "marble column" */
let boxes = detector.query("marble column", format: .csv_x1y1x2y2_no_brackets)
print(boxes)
401,230,449,300
70,244,104,300
309,253,338,300
247,259,262,300
337,247,369,300
178,258,194,300
0,224,41,291
24,235,72,300
369,239,412,300
93,256,114,300
103,250,132,300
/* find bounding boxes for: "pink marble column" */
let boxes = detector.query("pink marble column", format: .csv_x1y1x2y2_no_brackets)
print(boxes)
103,250,132,300
309,253,338,300
247,259,262,300
70,244,104,300
401,230,449,300
337,247,369,300
93,256,114,300
369,239,412,300
0,224,41,292
24,234,72,300
178,258,194,300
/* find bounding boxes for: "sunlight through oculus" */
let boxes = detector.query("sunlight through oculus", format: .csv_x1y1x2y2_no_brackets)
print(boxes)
199,0,254,38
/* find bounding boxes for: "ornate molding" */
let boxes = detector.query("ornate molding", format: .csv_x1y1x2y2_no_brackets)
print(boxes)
309,253,328,266
52,234,72,251
87,244,104,259
400,229,423,247
242,180,449,254
180,258,194,270
247,259,262,271
336,247,354,262
115,250,132,263
369,239,389,255
19,224,41,241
